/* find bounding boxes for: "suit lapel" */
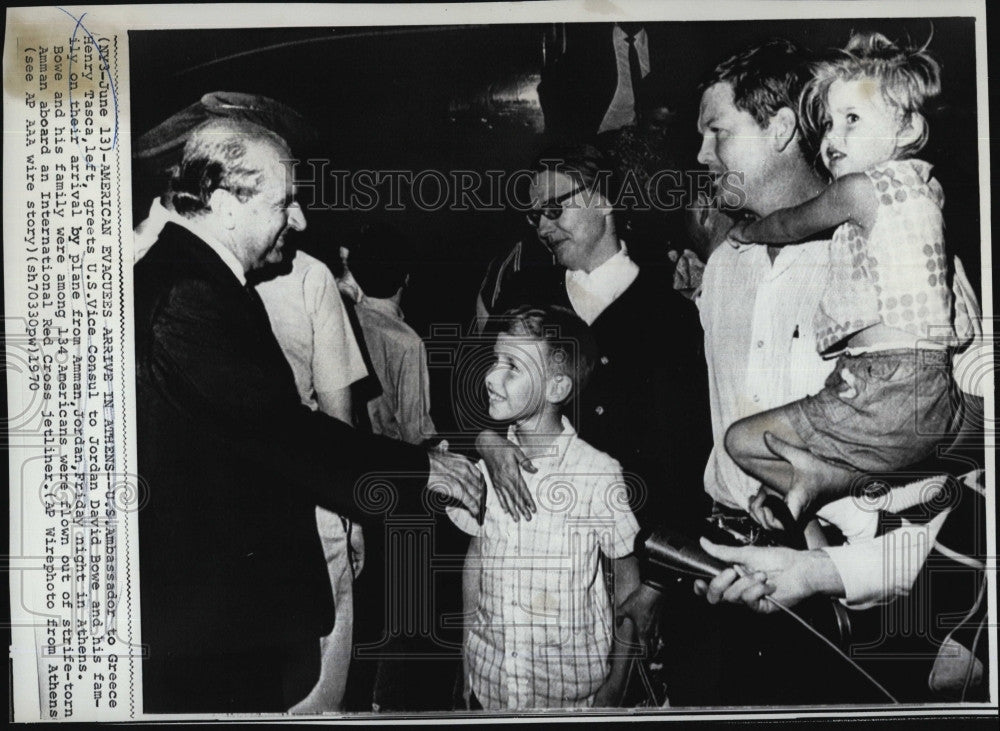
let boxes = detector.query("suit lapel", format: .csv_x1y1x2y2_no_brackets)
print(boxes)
153,222,301,405
159,222,245,292
596,33,620,110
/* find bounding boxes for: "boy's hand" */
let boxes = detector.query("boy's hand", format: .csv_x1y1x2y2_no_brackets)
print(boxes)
618,583,663,655
747,485,789,532
476,429,537,521
592,673,628,708
592,616,637,708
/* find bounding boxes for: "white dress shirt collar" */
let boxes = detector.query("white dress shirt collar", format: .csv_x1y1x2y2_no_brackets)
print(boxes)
565,242,640,325
357,294,404,321
168,207,247,286
613,24,648,52
134,198,172,262
506,415,576,469
135,197,247,286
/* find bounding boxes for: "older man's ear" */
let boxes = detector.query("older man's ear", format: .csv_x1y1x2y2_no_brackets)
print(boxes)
208,187,240,231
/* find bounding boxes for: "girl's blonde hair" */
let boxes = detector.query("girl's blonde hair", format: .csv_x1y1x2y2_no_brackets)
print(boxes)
800,31,941,165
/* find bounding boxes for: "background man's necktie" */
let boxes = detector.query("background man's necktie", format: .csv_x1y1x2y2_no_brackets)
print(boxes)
626,32,643,123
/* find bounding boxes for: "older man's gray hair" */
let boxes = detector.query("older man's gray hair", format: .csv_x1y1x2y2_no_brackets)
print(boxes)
169,117,291,216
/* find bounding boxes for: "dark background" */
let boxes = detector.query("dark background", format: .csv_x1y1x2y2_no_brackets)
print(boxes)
118,13,988,714
129,16,981,435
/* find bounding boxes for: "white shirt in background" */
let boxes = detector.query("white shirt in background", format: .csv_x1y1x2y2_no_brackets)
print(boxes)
565,242,639,325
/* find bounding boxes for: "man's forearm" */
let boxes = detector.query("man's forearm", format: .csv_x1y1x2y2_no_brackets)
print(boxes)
800,548,846,599
819,514,946,609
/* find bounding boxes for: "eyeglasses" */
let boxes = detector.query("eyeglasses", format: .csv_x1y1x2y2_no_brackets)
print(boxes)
525,186,587,227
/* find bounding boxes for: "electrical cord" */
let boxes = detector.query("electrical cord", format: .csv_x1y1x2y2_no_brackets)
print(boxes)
730,564,900,703
760,593,898,703
958,578,987,701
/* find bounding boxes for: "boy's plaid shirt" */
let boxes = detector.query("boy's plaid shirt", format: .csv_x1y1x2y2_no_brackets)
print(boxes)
449,417,639,709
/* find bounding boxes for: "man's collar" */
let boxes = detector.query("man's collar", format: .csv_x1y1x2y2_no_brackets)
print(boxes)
574,239,632,276
728,236,756,254
506,416,576,467
613,25,647,43
565,240,639,324
167,209,247,286
358,294,404,320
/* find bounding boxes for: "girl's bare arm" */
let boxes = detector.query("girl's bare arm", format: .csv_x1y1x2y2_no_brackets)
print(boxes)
735,172,878,245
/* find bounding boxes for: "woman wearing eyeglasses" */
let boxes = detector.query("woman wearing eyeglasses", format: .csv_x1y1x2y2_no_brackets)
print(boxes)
478,144,710,526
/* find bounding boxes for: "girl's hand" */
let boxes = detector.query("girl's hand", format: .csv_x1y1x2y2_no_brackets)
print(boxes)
728,219,753,246
669,248,705,299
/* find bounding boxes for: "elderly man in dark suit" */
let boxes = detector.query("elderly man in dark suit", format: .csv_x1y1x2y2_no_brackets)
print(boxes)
135,118,482,713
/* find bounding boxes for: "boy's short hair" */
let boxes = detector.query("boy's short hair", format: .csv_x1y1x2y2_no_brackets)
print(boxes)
348,222,412,298
498,304,598,399
702,39,815,158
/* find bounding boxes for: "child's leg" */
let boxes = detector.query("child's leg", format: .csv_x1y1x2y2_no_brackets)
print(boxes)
724,404,810,494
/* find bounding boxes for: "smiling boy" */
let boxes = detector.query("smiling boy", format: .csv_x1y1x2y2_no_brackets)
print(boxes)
449,304,641,710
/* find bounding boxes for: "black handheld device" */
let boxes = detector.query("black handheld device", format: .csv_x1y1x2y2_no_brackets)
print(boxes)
636,527,731,590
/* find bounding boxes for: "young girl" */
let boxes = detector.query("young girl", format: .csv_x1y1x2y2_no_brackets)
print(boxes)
725,32,961,498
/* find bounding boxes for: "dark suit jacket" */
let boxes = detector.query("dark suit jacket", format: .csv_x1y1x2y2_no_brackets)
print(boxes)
497,259,711,529
539,24,671,142
135,223,428,711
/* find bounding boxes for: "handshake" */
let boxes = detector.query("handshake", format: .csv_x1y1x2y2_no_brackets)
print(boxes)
424,440,486,522
424,429,549,524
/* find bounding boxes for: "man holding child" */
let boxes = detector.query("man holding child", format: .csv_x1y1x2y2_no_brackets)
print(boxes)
634,36,982,704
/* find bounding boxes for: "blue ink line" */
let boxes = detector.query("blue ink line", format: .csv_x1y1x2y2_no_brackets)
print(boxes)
57,7,120,157
65,9,85,163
